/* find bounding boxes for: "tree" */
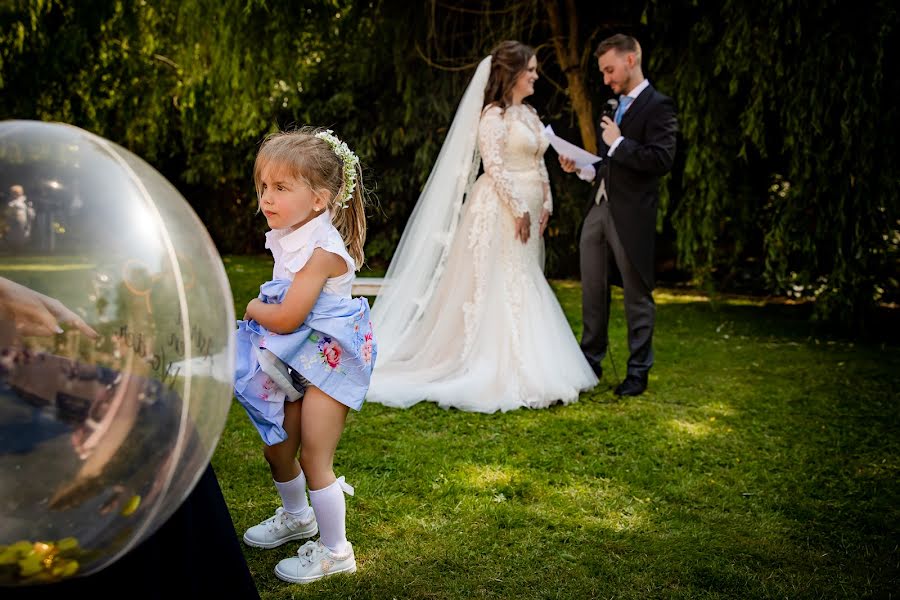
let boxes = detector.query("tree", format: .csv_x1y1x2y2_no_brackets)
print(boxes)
544,0,597,154
647,0,900,328
2,0,896,331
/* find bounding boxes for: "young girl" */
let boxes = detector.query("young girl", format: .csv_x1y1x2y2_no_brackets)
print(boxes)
232,127,376,584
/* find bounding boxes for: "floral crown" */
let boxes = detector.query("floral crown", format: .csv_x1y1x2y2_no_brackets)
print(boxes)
314,129,359,209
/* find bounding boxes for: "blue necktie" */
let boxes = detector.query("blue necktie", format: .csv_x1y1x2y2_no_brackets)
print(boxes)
614,95,634,125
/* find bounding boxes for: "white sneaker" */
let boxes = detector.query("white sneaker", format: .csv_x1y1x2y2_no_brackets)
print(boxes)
274,540,357,584
243,507,317,549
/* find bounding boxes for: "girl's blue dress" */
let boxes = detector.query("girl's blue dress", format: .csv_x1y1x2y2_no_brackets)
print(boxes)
233,214,376,445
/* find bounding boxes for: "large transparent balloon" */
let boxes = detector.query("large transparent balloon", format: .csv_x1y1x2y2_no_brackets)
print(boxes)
0,121,235,585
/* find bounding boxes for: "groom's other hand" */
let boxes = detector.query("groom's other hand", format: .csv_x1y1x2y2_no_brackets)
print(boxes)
599,116,621,146
560,155,596,182
559,155,577,173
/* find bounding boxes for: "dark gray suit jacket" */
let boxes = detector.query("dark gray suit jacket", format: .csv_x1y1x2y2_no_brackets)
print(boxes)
589,83,678,290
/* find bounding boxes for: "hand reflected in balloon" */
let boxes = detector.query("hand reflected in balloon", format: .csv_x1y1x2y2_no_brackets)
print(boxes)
0,277,98,339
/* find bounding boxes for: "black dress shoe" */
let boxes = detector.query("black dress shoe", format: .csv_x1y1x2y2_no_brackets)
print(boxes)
614,374,648,397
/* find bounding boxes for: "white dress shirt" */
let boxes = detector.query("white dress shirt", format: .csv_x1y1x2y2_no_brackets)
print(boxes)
579,79,651,205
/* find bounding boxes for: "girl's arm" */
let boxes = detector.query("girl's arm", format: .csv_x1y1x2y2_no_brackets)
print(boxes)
245,248,347,334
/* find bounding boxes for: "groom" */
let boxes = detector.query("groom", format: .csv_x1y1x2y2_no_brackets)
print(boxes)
560,34,678,397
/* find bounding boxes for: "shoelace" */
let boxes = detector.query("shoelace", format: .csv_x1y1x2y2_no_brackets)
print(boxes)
265,507,293,533
295,541,324,567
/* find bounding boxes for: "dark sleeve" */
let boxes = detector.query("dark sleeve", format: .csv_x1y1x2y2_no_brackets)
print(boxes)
610,95,678,176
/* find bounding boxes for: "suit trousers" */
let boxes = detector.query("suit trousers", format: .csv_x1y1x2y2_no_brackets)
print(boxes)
579,199,655,377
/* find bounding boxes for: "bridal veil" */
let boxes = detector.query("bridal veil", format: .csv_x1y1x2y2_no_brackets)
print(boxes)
370,56,492,363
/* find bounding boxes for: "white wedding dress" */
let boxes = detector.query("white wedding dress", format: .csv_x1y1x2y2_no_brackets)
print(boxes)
367,57,597,413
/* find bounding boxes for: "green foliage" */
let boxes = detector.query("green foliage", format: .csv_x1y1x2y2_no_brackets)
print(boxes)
0,1,180,159
1,0,897,331
647,0,900,329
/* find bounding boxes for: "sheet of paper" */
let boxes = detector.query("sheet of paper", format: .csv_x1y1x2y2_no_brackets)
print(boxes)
543,124,602,167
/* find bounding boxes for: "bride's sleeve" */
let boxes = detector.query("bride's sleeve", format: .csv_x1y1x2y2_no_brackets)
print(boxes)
478,106,529,218
538,154,553,214
528,107,553,214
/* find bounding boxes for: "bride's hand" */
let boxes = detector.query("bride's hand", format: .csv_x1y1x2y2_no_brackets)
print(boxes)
539,209,551,236
515,212,531,244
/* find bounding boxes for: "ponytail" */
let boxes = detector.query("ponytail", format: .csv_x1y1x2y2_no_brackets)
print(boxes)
331,161,366,269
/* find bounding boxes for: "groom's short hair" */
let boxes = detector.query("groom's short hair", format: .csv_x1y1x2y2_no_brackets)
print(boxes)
595,34,642,66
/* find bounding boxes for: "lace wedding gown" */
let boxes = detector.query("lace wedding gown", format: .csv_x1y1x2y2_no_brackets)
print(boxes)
367,103,598,412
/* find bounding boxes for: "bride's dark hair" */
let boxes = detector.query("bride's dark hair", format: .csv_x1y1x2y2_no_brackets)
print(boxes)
483,40,535,111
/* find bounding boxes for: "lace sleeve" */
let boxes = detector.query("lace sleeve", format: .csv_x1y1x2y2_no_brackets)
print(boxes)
538,155,552,213
478,106,529,218
525,105,553,214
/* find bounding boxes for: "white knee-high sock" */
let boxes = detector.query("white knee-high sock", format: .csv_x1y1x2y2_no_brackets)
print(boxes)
309,478,351,555
274,470,312,519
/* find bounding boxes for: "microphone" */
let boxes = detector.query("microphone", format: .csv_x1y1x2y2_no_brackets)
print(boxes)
601,98,618,121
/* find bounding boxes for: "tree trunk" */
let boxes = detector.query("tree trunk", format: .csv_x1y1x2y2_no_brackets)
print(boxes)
544,0,596,154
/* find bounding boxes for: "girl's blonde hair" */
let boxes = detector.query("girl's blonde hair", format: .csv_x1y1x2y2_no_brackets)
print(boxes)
253,126,367,268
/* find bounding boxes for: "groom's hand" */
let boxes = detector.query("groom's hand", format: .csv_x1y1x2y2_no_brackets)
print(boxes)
559,155,577,173
599,116,621,146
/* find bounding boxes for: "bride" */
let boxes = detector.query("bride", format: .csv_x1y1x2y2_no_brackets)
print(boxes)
367,41,597,412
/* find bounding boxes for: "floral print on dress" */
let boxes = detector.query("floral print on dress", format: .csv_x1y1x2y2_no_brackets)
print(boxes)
260,376,276,402
361,331,374,365
311,334,343,370
233,277,375,446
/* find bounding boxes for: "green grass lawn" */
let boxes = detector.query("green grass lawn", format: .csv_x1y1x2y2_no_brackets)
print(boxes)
216,255,899,599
